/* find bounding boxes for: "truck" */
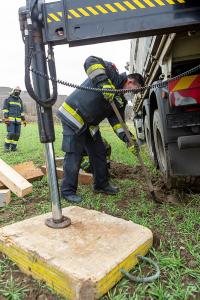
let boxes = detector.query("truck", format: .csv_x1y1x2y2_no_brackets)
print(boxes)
130,32,200,188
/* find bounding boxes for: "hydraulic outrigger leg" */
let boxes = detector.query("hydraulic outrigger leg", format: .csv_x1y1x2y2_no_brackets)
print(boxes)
19,1,71,228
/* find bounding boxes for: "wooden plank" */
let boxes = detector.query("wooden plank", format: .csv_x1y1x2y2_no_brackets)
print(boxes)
78,170,93,185
0,161,44,189
41,166,93,185
0,159,32,197
13,161,44,181
0,189,11,207
41,166,64,179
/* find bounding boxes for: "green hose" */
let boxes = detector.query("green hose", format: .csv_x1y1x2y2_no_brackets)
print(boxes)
120,255,160,283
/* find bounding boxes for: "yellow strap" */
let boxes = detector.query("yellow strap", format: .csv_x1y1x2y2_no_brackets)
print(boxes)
2,109,9,112
86,64,105,75
62,102,84,125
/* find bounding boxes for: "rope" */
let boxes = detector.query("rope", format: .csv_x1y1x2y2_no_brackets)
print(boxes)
120,255,160,283
30,64,200,95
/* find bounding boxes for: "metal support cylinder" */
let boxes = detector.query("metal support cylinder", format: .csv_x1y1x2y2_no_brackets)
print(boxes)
45,143,62,221
31,43,64,224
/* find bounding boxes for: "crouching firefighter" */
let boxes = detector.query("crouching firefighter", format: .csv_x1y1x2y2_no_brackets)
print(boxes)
2,86,27,152
57,56,144,203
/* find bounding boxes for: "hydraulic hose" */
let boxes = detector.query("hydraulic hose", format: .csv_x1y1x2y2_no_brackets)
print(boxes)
24,7,58,108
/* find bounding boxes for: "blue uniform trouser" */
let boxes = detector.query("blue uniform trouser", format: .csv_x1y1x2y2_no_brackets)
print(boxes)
4,121,21,150
61,122,109,196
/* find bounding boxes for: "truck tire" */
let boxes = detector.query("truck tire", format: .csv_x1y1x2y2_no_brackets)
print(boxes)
153,109,168,175
153,109,200,190
144,115,154,161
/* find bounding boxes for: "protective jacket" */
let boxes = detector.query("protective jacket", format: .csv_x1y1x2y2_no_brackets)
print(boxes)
57,56,129,143
2,95,25,123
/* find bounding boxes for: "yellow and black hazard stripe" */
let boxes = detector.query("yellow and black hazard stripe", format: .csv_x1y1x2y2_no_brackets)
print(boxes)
47,0,186,22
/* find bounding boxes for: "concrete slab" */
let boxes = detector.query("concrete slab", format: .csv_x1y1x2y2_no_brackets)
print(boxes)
0,206,153,300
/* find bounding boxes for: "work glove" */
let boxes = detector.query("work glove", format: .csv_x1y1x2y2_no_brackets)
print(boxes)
81,156,91,173
127,136,139,156
101,80,115,102
22,120,27,127
127,144,138,156
3,118,10,125
115,95,124,108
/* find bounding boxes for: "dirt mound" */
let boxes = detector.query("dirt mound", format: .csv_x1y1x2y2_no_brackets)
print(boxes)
109,161,142,180
109,161,181,204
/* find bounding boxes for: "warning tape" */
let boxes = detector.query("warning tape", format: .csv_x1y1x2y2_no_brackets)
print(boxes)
47,0,186,22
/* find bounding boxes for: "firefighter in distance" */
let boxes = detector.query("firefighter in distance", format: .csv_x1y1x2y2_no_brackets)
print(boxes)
2,86,27,152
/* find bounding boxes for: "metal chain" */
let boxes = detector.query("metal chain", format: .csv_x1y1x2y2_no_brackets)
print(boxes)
30,64,200,95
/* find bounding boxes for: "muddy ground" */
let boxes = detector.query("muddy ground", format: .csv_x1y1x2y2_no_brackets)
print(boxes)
110,161,173,203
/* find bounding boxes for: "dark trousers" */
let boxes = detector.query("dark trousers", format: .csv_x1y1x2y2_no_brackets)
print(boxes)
61,123,109,196
5,122,21,149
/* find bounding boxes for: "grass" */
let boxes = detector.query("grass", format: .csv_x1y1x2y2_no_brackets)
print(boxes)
0,123,200,300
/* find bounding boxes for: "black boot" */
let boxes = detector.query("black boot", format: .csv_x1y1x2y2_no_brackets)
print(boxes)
61,193,82,203
93,183,119,195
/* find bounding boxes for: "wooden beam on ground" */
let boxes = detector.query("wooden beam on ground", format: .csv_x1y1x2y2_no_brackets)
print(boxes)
0,161,44,189
13,161,44,181
41,165,93,185
78,170,93,185
0,189,11,207
0,159,32,197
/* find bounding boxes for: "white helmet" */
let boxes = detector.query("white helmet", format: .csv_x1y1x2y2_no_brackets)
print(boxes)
10,86,21,95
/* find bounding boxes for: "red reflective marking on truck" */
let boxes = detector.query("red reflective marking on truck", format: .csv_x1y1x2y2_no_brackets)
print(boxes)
168,75,200,107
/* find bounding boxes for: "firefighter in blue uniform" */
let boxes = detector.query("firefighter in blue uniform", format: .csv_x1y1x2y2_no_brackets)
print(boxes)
2,86,27,152
57,56,144,203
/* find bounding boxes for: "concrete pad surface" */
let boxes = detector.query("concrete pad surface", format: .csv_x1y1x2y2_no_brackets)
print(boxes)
0,206,153,299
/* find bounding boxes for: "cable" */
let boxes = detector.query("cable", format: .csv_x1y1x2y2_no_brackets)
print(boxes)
120,255,160,283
